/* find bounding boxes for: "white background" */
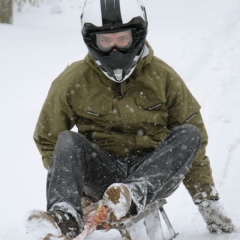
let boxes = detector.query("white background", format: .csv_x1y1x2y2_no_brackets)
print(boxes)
0,0,239,239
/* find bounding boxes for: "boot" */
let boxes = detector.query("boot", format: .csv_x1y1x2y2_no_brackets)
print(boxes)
102,183,132,221
26,209,80,239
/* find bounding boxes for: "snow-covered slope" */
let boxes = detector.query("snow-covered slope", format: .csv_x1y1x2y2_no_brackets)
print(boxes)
0,0,239,239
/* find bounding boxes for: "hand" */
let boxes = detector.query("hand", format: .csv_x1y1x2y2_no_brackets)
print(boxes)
198,200,235,233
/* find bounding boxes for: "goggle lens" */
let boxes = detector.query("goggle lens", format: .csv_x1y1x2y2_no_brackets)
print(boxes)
96,30,133,52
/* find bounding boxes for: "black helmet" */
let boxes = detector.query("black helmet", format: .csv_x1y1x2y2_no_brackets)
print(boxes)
81,0,148,83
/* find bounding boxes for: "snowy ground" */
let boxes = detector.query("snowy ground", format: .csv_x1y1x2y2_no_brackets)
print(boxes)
0,0,240,239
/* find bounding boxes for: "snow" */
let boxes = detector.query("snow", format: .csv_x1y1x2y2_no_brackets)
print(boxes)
0,0,240,239
24,210,61,239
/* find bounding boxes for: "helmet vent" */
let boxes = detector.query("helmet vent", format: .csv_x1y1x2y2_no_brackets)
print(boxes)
114,69,123,81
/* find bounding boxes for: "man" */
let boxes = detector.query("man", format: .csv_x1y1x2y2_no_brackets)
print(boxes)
27,0,234,239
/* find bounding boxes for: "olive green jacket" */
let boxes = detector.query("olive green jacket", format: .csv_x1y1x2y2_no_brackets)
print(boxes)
34,44,219,203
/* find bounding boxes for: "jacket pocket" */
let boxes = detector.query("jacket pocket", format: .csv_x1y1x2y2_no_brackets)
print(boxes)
81,99,114,118
135,98,168,125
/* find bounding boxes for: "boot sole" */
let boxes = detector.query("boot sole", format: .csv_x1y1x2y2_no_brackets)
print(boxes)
102,183,131,221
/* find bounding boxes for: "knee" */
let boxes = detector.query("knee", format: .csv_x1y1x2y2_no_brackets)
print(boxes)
179,124,202,147
57,130,80,148
58,130,75,141
57,130,89,148
181,124,201,137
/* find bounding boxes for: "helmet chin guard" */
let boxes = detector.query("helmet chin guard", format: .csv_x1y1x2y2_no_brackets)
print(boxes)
90,44,143,82
81,0,148,83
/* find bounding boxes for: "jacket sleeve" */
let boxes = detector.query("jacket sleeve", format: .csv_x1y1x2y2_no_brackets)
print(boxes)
165,68,219,203
33,78,77,169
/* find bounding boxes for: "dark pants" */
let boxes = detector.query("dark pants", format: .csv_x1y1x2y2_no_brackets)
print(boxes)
46,124,201,226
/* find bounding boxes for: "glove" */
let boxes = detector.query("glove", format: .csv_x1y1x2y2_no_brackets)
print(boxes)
92,131,136,155
198,200,235,233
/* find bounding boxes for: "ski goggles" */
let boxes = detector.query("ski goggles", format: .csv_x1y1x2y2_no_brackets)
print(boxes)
94,29,133,52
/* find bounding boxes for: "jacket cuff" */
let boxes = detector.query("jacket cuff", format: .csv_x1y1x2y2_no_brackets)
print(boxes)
192,184,220,204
